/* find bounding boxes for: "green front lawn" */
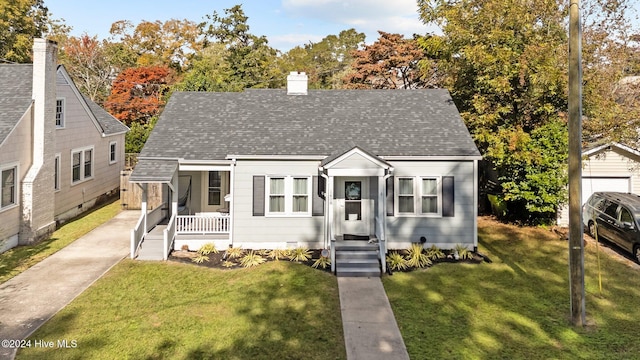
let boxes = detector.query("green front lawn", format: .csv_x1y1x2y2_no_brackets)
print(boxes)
384,217,640,359
0,200,121,284
17,261,345,360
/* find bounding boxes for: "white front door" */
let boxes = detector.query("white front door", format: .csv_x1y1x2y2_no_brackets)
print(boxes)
336,177,369,235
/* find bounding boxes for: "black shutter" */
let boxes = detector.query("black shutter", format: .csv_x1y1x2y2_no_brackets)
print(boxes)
386,176,394,216
312,176,325,216
253,176,265,216
442,176,455,217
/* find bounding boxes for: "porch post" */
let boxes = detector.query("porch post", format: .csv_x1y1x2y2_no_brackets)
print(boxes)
142,183,148,234
327,175,334,242
378,175,385,240
171,173,178,216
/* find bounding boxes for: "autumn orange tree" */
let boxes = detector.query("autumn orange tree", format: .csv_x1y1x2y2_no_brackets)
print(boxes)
105,65,173,126
344,31,431,89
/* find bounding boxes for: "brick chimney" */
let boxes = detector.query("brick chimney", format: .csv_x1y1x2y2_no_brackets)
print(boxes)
287,71,308,95
19,38,57,244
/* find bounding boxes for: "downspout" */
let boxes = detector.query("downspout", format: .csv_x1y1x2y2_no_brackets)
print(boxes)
381,169,393,274
229,158,236,247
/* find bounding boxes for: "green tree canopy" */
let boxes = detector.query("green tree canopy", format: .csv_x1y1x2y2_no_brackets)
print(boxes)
0,0,49,63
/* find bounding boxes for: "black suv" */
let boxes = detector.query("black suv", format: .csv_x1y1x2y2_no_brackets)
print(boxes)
583,192,640,264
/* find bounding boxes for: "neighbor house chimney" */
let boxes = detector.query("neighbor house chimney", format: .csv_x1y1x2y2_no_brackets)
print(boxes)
287,71,308,95
19,38,57,244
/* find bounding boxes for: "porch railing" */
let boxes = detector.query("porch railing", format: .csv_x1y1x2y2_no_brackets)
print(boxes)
130,213,145,259
375,216,387,274
176,214,230,234
163,213,177,260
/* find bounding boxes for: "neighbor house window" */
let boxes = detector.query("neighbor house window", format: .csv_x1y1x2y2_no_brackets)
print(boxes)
396,176,441,216
266,176,311,216
71,147,94,184
54,154,61,190
1,165,17,209
109,141,117,164
55,99,64,128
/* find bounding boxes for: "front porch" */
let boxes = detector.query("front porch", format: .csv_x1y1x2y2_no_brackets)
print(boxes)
128,159,234,260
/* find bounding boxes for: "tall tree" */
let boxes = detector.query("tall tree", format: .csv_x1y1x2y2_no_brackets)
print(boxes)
418,0,637,222
0,0,49,62
279,29,365,89
344,31,430,89
104,66,173,125
200,5,280,89
109,19,202,70
59,35,113,103
418,0,569,222
173,43,236,92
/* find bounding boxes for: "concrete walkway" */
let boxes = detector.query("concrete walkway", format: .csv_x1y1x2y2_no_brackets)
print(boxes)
338,277,410,360
0,210,139,360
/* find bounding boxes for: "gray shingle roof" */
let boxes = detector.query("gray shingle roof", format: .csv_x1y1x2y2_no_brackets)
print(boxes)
0,65,33,145
0,64,127,144
129,159,177,183
140,89,481,160
81,94,129,135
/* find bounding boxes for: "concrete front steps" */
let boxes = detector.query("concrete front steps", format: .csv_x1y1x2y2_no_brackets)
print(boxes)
335,239,381,277
136,225,166,260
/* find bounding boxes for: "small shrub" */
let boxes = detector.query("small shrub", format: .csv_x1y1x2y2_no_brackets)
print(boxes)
225,246,244,259
289,247,312,262
240,251,266,268
312,256,331,269
386,252,408,271
405,243,432,268
257,249,271,256
222,260,236,268
192,254,209,264
426,245,445,260
268,248,291,261
197,242,218,255
454,244,473,260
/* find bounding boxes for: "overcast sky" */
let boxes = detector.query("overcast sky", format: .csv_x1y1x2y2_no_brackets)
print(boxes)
45,0,434,52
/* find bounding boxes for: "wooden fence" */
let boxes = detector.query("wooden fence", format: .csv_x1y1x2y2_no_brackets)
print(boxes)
120,170,164,210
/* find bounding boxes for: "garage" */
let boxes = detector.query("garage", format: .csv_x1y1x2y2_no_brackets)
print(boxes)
557,142,640,226
581,177,631,204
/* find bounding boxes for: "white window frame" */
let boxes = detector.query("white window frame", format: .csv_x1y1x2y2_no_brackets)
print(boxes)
55,98,65,128
71,146,94,185
395,176,442,217
54,154,61,191
109,141,118,165
265,175,312,217
0,162,19,212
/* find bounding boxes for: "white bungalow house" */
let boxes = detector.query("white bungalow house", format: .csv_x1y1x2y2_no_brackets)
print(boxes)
0,39,128,253
129,72,482,276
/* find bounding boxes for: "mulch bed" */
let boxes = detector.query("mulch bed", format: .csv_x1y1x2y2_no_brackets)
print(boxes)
169,249,328,271
169,248,486,273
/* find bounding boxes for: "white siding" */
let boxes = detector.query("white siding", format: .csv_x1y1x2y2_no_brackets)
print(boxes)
557,147,640,226
53,76,125,221
0,110,33,251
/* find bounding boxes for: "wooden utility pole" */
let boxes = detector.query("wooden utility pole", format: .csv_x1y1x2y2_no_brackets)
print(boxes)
568,0,586,326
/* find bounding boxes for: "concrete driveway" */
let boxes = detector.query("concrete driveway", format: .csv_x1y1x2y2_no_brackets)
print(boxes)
0,210,138,359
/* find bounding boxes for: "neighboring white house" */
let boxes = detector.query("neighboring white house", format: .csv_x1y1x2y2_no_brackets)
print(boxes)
129,72,482,276
557,142,640,226
0,39,128,253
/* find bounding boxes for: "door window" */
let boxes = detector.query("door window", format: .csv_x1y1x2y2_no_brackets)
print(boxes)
345,181,362,220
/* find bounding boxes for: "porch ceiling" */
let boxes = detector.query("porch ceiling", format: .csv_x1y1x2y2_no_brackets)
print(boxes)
129,159,178,183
